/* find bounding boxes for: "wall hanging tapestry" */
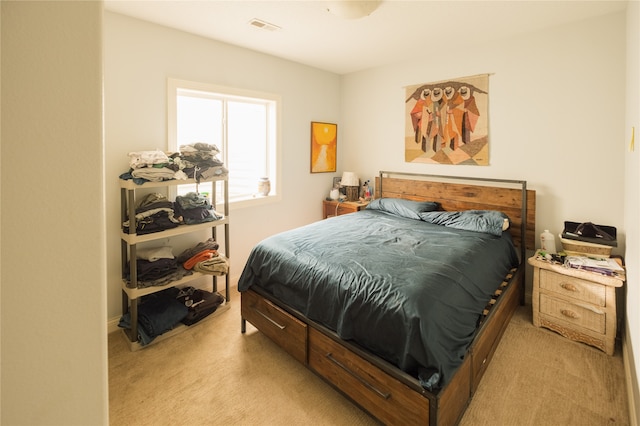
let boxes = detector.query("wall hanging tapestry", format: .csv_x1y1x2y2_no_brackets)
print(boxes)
310,121,337,173
405,74,489,165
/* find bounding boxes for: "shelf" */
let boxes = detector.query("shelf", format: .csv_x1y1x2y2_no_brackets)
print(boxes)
121,217,228,244
120,172,230,349
121,268,227,299
119,175,227,190
121,300,231,351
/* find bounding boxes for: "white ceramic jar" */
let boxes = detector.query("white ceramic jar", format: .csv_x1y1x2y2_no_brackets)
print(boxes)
258,177,271,196
540,229,557,253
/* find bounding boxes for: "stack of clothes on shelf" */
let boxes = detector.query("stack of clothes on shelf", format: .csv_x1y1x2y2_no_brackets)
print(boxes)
119,144,228,185
176,286,225,326
178,143,228,182
118,286,225,346
122,192,224,237
174,192,223,225
122,193,180,235
177,238,229,276
124,245,191,289
124,150,178,183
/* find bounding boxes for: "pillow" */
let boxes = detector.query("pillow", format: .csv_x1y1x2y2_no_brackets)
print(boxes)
418,210,510,237
366,198,440,220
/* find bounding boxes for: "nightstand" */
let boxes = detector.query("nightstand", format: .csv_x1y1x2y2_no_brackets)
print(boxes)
528,251,625,355
322,200,369,219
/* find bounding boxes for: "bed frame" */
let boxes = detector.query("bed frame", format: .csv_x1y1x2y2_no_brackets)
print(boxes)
241,171,536,425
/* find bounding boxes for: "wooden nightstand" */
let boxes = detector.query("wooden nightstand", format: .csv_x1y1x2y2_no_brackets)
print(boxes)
322,200,369,219
528,251,625,355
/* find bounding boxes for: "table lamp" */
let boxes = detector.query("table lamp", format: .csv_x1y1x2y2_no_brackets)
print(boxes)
341,171,359,201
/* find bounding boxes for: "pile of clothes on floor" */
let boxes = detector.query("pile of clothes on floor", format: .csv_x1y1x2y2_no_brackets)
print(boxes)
125,238,229,288
119,144,228,184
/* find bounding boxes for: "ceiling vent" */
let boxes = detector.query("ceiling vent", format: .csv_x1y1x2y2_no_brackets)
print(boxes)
248,18,281,32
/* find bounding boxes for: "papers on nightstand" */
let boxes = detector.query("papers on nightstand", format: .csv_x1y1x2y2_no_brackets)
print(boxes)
565,255,625,276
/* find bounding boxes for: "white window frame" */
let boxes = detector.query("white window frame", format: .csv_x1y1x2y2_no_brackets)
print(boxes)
167,78,281,210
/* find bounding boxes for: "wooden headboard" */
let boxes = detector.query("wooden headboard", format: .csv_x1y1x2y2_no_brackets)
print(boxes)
374,171,536,255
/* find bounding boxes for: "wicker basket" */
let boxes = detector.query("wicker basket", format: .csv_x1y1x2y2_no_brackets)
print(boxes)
560,236,612,258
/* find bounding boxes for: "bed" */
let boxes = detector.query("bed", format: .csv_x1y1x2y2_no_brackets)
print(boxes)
239,171,536,425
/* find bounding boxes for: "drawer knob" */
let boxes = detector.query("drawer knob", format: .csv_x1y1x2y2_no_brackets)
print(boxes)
560,282,578,292
561,309,579,319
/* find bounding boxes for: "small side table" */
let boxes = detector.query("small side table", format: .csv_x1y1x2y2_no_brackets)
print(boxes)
528,251,625,355
322,200,369,219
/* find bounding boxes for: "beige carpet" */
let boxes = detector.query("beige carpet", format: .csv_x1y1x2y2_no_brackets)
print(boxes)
109,289,629,425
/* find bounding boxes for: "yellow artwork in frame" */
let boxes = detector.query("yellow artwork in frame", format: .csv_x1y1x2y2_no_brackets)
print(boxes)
310,121,337,173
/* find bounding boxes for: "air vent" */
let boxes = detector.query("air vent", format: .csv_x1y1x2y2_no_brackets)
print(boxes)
248,18,281,31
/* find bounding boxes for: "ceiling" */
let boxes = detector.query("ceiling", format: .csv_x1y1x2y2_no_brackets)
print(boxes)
104,0,627,75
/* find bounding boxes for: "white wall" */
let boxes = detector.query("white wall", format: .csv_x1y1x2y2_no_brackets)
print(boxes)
341,13,627,253
104,12,341,319
1,2,108,425
625,0,640,421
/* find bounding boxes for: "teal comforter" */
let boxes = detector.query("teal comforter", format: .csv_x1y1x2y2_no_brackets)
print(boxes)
238,208,519,390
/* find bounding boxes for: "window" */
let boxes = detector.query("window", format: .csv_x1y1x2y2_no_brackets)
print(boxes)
168,78,280,207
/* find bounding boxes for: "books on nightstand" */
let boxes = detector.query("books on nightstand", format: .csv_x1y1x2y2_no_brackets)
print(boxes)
565,255,625,277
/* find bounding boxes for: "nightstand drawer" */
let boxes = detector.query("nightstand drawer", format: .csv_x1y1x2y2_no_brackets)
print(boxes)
539,293,606,334
322,200,369,219
540,269,606,306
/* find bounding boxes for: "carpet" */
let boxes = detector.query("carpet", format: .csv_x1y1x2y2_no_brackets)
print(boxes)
109,289,628,425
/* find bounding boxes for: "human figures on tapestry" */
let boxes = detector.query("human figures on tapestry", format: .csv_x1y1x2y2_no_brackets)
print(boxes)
405,74,489,166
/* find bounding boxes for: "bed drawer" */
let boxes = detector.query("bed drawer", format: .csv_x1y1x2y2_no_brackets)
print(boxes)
540,270,606,306
241,290,307,364
308,327,429,425
539,293,606,334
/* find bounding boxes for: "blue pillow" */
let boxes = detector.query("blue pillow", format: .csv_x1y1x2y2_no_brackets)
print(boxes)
366,198,440,220
418,210,509,236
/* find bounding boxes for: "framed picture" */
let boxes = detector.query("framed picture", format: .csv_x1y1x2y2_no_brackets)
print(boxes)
310,121,337,173
404,73,489,165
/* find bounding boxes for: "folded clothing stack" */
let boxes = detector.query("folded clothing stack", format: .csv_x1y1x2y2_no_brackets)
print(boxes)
119,145,229,185
176,286,225,325
174,192,223,225
118,285,225,345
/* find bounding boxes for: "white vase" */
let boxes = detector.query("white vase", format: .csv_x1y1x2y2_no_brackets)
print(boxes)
258,177,271,196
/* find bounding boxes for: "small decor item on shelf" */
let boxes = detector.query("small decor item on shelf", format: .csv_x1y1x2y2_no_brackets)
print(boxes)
341,171,359,201
257,177,271,196
329,185,340,200
540,229,556,253
360,179,372,201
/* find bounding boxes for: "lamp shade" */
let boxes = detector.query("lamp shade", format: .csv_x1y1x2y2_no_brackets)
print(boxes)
341,171,359,187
